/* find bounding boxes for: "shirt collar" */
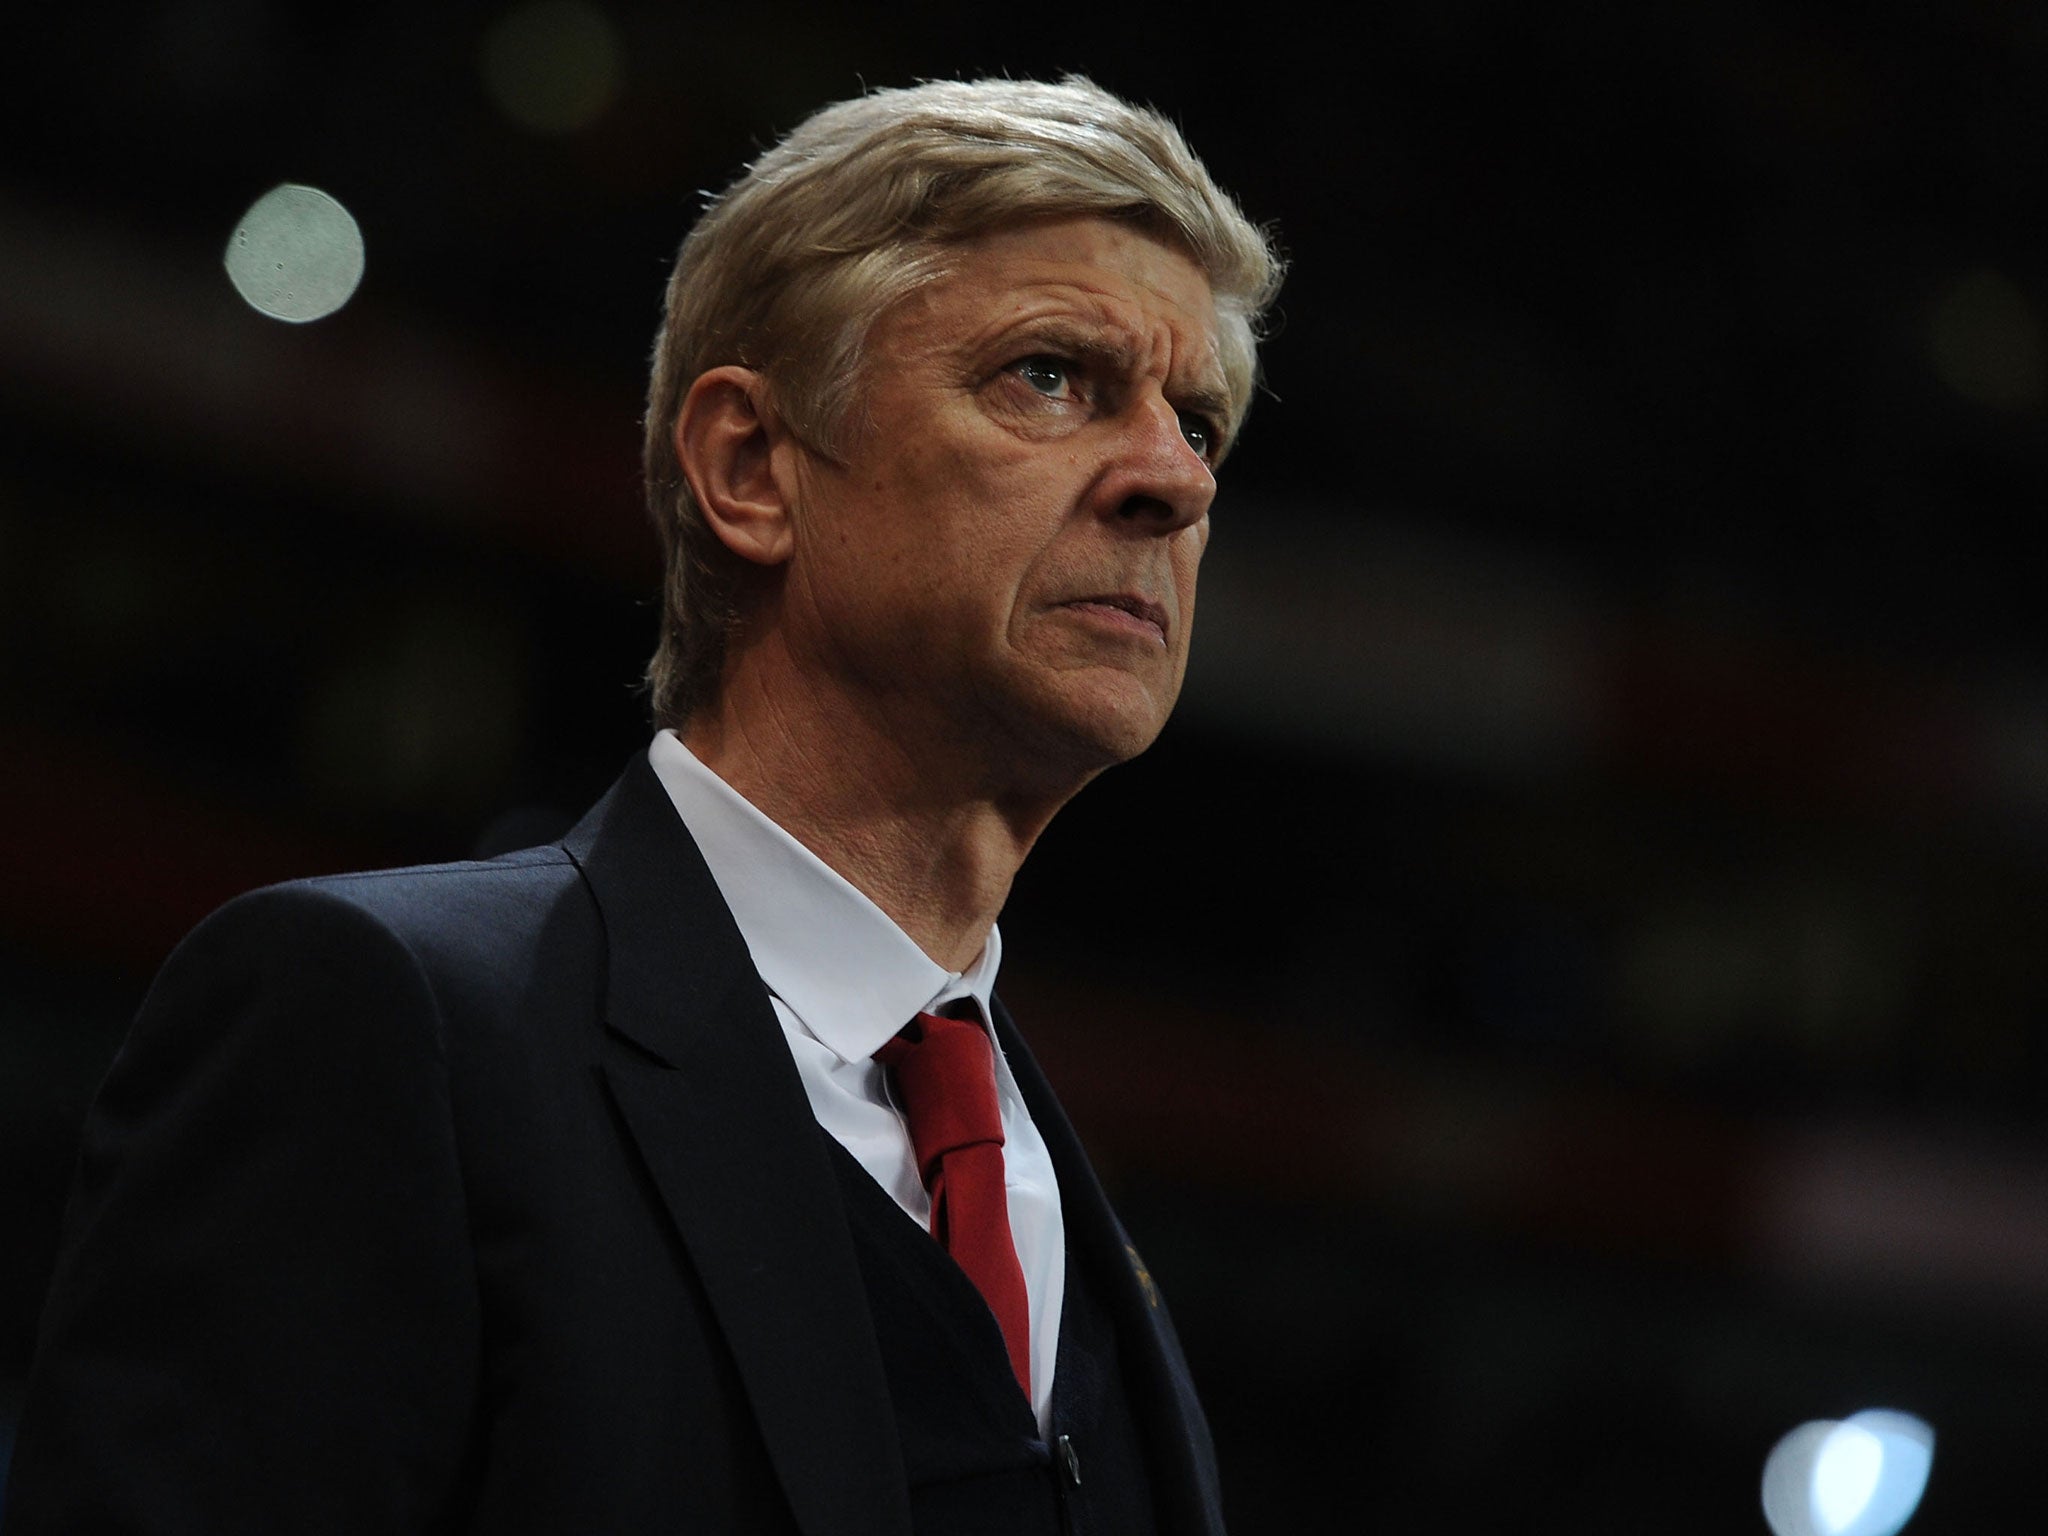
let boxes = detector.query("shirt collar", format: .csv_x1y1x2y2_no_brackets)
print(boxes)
646,731,1001,1064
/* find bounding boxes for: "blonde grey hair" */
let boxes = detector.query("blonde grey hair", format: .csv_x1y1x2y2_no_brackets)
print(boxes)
642,75,1284,728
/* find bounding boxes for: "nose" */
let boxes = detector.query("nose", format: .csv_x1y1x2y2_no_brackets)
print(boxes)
1097,394,1215,535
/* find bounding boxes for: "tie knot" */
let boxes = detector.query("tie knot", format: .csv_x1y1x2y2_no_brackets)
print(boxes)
876,1010,1004,1173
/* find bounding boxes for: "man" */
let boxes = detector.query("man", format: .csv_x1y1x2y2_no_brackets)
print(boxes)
6,76,1282,1534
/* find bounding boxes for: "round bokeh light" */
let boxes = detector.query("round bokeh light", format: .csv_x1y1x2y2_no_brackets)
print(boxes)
224,183,365,323
1762,1410,1935,1536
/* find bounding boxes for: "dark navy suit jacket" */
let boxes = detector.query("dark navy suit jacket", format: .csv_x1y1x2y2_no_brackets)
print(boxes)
6,756,1224,1534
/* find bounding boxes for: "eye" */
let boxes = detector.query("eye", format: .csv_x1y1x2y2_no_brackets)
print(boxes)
1178,410,1220,461
1011,356,1073,398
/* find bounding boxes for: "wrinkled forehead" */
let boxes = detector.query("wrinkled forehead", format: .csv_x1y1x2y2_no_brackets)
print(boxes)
886,216,1238,405
1075,216,1257,431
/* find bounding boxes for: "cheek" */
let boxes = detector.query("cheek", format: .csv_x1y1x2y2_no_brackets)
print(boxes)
1176,526,1209,591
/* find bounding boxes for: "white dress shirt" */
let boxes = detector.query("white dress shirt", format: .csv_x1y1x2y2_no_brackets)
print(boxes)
646,730,1065,1433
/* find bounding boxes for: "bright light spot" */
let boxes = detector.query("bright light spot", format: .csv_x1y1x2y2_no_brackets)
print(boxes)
1928,267,2045,412
1812,1421,1883,1533
1838,1411,1935,1536
223,183,364,323
1763,1411,1935,1536
481,0,622,135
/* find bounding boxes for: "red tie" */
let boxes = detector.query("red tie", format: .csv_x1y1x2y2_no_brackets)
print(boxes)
877,1010,1032,1401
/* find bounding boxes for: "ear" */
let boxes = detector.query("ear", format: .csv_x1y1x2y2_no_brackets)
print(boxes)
673,366,796,567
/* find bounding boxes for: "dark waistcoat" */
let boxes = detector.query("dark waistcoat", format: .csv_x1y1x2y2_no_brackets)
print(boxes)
826,1136,1160,1536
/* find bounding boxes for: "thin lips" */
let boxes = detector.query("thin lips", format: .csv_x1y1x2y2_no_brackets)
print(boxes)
1067,592,1169,637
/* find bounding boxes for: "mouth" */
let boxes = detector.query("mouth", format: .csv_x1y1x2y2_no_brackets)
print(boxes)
1060,593,1170,645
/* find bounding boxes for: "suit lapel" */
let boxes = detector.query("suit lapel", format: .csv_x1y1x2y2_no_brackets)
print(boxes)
565,758,911,1536
992,998,1228,1536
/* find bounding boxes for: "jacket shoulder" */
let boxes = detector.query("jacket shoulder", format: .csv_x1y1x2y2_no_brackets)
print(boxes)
286,843,585,931
174,844,598,1012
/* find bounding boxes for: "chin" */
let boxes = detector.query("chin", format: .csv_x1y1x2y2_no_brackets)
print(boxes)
1001,675,1177,784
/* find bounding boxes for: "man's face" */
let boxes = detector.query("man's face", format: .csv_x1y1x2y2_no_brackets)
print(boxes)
780,215,1230,792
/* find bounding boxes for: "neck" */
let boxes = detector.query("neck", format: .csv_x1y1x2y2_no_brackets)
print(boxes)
681,660,1084,973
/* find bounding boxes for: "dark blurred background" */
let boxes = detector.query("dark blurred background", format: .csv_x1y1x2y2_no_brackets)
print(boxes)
4,2,2046,1530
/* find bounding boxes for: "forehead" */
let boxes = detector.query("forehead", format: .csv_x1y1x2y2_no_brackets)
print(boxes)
875,216,1225,382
